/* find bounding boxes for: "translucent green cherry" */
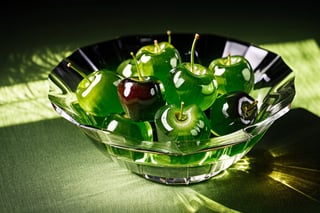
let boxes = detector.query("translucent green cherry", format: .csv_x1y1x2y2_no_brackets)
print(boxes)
69,63,123,117
154,102,211,142
164,33,218,111
135,31,182,84
209,54,254,95
102,113,153,142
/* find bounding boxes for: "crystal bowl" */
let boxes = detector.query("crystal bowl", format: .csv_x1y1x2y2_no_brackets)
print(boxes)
48,33,295,185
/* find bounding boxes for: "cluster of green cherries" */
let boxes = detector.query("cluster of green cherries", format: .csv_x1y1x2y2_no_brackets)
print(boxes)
70,31,258,144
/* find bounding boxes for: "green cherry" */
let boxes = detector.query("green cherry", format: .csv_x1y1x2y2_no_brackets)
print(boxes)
102,113,153,142
135,30,182,84
116,54,153,78
208,54,255,95
116,58,138,78
68,63,124,117
154,101,211,142
164,33,218,111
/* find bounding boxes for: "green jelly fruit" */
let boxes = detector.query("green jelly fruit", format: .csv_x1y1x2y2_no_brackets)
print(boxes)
102,113,153,142
155,102,211,142
76,69,123,117
209,55,254,95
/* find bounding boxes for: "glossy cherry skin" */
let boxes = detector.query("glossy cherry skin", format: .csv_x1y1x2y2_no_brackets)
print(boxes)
154,103,211,142
135,41,181,84
208,55,254,95
102,113,153,142
76,69,123,117
164,63,218,111
116,58,153,78
117,76,166,122
209,91,258,136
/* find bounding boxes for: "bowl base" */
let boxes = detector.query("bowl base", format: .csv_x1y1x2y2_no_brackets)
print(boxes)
111,150,249,185
140,172,222,185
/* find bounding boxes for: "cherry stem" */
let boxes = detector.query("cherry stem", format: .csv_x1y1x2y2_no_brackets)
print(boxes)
210,129,217,136
191,33,200,72
130,52,143,81
178,101,185,121
243,100,258,117
167,30,171,44
67,62,87,79
154,40,160,53
226,53,231,65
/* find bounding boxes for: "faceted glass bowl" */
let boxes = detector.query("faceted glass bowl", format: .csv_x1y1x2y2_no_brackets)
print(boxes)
48,33,295,185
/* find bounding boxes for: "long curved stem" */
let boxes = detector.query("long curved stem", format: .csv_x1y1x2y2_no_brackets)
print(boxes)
67,63,87,79
190,33,200,72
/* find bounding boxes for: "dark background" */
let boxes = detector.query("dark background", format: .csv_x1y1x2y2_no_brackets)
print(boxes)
1,0,319,55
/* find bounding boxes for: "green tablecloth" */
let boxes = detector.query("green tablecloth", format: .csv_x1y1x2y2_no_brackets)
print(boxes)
1,1,320,212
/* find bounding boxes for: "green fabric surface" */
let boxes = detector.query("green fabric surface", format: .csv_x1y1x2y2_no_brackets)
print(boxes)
1,38,320,212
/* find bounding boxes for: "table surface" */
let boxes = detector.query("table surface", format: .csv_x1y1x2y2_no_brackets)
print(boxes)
1,1,320,212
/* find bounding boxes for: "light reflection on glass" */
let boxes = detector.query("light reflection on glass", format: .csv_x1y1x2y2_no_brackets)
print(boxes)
231,156,251,173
